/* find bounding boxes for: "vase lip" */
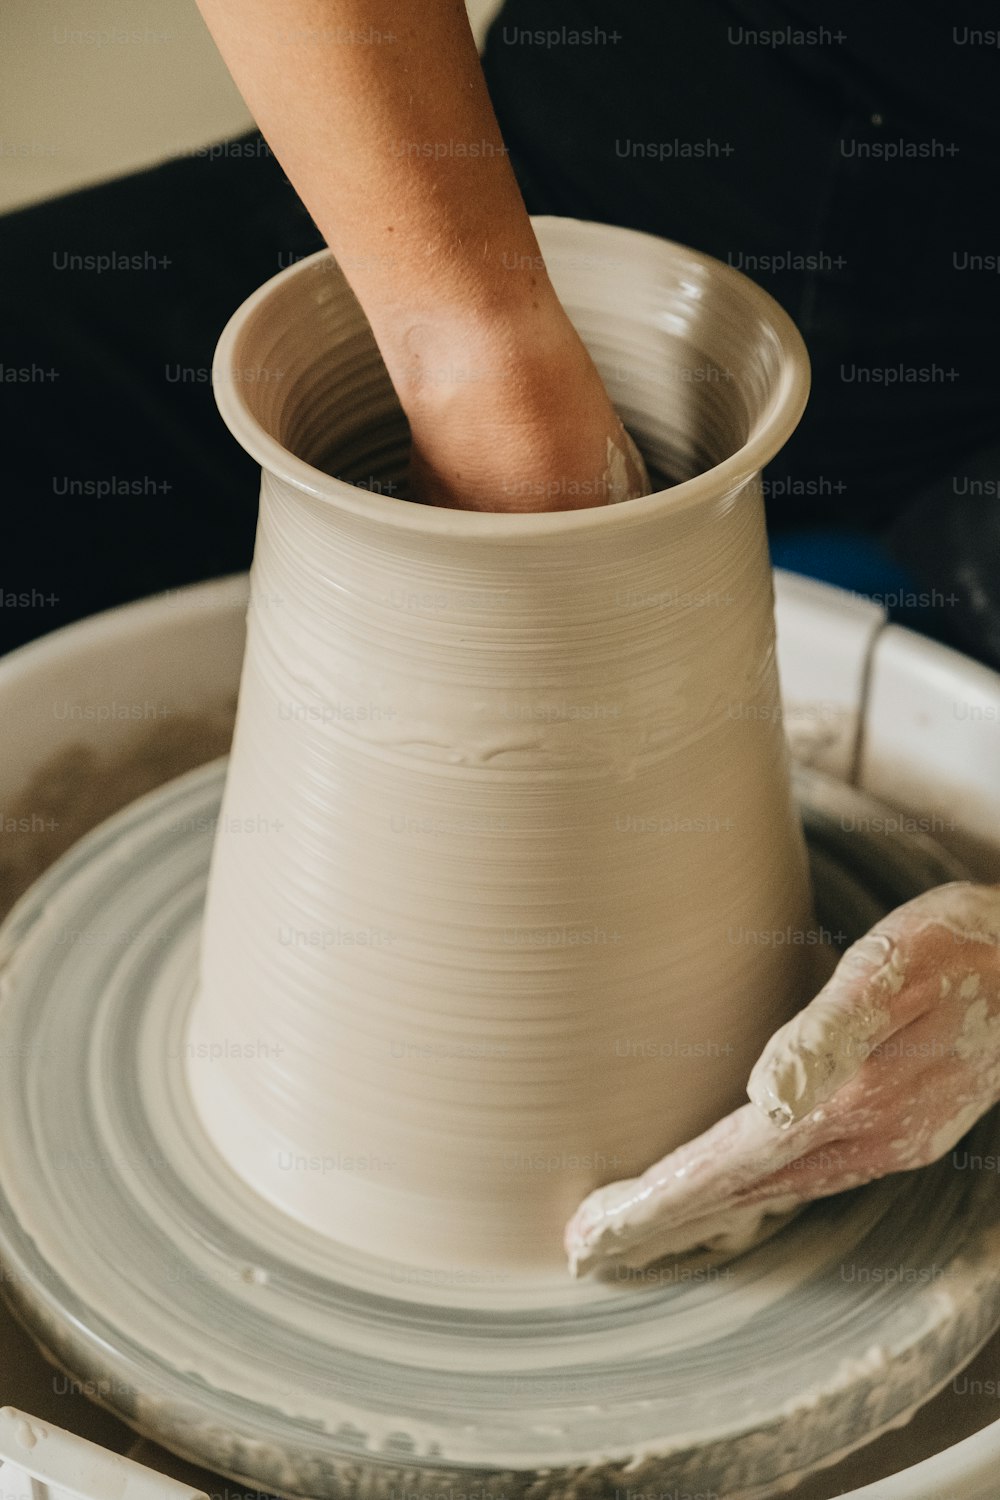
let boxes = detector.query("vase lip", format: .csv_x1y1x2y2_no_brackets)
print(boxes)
213,216,811,538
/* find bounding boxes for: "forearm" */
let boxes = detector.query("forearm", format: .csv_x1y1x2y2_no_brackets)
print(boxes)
193,0,559,397
193,0,650,512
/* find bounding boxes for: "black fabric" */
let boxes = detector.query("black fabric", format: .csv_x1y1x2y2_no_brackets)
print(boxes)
482,0,1000,533
0,137,323,653
888,443,1000,670
2,3,999,663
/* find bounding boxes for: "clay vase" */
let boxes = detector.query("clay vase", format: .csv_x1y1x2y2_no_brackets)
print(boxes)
186,216,814,1273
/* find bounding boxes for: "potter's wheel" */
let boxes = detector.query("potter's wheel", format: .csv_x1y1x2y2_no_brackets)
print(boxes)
0,759,998,1500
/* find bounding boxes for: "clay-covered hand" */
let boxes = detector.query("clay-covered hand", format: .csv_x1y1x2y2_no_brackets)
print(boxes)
566,881,1000,1277
403,307,649,513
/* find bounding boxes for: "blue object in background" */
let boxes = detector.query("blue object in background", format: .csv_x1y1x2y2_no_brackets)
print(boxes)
768,528,942,637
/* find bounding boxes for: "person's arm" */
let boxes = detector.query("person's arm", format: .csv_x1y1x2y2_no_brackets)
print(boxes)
193,0,647,511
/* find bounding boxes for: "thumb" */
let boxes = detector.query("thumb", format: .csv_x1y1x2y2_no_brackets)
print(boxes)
749,881,993,1126
746,928,903,1128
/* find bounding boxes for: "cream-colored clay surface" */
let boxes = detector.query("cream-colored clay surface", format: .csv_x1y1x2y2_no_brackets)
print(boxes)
10,224,997,1497
186,227,817,1272
187,474,815,1270
0,747,995,1500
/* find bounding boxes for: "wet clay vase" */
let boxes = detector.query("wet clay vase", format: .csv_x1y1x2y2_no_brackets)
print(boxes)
187,216,815,1272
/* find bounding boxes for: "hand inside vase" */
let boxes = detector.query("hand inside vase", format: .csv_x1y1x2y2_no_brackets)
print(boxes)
403,312,651,512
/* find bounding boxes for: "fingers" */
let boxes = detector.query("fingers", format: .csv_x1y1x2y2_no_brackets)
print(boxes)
565,1102,819,1276
749,882,1000,1130
747,914,939,1128
606,423,651,505
573,1190,803,1275
567,882,1000,1276
746,934,895,1129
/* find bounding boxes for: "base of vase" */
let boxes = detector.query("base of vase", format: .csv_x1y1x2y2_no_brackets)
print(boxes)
0,759,996,1499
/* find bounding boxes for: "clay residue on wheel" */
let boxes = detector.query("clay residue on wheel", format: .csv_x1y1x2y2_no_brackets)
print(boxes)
0,707,235,919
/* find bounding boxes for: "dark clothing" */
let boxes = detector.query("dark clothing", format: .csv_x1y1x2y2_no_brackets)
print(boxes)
482,0,1000,531
2,2,999,662
0,138,320,651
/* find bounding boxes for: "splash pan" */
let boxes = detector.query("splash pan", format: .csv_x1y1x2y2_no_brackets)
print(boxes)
0,761,997,1499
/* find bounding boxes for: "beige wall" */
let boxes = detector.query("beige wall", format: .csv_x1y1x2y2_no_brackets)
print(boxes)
0,0,504,213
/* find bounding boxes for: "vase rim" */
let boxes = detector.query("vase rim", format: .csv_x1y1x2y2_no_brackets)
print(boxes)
213,215,811,538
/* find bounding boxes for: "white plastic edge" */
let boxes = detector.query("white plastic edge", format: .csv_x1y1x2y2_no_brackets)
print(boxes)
0,1408,207,1500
